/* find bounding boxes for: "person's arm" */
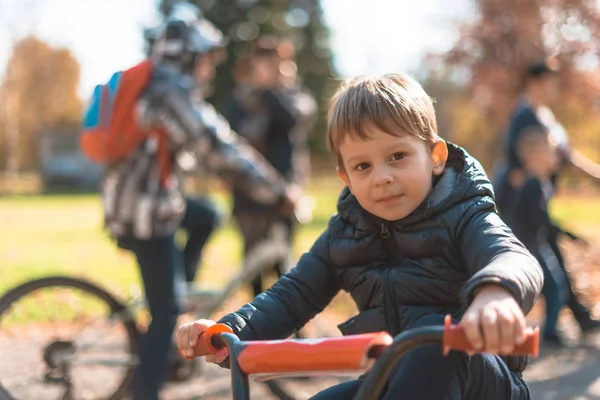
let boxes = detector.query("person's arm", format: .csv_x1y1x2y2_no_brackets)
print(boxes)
568,149,600,183
218,230,341,341
456,200,543,314
519,178,587,242
154,84,289,206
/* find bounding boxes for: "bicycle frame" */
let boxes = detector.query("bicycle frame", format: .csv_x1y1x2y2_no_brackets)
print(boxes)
126,196,316,319
185,315,539,400
123,220,293,318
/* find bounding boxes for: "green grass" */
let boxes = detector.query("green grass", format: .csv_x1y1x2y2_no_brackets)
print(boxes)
0,177,344,298
549,193,600,237
1,175,599,321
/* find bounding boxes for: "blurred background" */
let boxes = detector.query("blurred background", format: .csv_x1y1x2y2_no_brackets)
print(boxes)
1,0,599,190
1,0,600,399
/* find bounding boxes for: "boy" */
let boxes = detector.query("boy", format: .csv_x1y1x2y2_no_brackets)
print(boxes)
177,74,543,399
509,128,569,346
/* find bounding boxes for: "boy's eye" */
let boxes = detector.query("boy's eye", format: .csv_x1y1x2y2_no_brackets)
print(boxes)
391,152,407,161
354,162,370,171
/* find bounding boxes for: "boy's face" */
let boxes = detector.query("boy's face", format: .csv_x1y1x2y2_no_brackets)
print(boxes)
523,137,559,178
337,125,447,221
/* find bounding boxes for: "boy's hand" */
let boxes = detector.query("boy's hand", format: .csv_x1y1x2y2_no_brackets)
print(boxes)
459,285,527,355
175,319,227,364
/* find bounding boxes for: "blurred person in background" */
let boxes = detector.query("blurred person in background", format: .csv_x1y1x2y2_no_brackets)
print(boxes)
97,10,301,400
494,60,600,337
224,35,317,298
509,127,568,346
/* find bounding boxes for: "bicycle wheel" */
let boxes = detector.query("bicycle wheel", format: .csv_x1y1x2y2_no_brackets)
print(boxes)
0,276,139,400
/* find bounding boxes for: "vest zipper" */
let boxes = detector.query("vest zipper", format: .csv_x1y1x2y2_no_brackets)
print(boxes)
380,221,400,335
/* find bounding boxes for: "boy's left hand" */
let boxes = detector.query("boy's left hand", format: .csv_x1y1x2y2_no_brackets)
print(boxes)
459,284,527,355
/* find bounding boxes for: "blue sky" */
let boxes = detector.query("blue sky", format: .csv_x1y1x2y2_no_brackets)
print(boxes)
0,0,474,98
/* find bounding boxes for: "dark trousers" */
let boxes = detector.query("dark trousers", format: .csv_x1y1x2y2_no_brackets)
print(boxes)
180,197,221,282
124,198,220,400
311,316,530,400
547,229,594,327
536,242,568,338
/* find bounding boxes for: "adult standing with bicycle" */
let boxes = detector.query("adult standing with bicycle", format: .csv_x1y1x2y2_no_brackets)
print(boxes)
81,8,301,400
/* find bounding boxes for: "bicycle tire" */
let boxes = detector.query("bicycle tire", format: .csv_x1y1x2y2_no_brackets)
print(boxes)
0,276,139,400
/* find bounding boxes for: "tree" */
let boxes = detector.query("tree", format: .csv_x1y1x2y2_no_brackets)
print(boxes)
0,36,83,170
439,0,600,169
152,0,337,154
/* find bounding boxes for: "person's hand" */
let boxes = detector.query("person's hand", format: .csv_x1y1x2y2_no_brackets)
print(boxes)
459,285,527,355
281,183,303,218
175,319,227,364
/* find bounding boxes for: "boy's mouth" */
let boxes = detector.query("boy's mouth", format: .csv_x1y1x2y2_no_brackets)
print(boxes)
376,194,403,203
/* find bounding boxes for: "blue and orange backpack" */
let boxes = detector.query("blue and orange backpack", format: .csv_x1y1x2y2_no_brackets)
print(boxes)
81,60,171,184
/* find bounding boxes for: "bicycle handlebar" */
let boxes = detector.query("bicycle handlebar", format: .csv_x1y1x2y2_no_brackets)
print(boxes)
183,314,539,361
179,315,539,400
441,315,539,357
189,323,234,358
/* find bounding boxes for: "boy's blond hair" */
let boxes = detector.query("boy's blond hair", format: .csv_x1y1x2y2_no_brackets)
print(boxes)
327,73,439,166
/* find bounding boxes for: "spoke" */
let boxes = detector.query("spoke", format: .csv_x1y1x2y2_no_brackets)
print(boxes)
71,356,138,367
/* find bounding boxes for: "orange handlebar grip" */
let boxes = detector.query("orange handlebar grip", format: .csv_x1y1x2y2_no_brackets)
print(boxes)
442,315,539,358
194,323,233,358
179,323,233,360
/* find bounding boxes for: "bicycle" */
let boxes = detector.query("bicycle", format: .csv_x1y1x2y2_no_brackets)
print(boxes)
0,198,319,400
183,315,540,400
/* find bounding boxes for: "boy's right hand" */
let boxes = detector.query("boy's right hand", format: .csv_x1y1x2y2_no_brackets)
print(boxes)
175,319,227,364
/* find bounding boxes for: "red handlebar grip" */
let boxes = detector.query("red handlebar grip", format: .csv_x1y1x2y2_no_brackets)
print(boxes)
442,315,539,358
179,323,233,360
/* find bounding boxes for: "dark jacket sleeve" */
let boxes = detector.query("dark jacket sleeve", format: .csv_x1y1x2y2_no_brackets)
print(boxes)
263,89,298,135
154,84,287,206
224,94,270,145
218,231,341,341
455,200,544,314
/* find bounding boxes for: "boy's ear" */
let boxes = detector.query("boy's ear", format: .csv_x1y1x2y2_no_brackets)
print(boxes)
336,166,351,189
432,139,448,175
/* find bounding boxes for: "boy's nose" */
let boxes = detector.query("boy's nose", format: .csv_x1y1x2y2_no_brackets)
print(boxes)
373,171,394,186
